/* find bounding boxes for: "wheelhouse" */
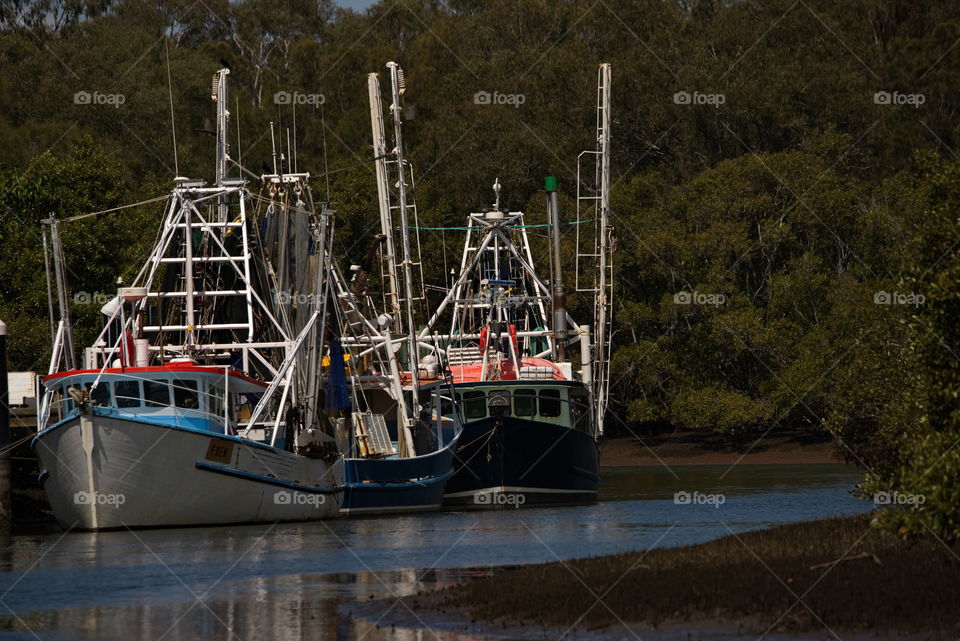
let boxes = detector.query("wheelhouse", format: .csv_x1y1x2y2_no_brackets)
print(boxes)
43,365,267,435
443,381,593,434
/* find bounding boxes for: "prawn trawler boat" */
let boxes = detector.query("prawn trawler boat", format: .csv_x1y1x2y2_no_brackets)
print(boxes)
335,372,461,515
421,64,615,509
33,68,342,530
332,62,462,515
428,185,602,508
36,360,341,529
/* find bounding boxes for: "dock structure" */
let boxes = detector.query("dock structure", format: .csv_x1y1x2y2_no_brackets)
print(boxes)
4,367,49,531
0,321,8,533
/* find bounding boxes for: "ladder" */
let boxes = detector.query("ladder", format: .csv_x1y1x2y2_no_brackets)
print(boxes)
575,63,613,436
368,69,427,336
141,188,258,341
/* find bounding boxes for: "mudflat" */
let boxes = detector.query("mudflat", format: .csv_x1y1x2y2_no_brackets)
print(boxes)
409,515,959,640
601,427,842,467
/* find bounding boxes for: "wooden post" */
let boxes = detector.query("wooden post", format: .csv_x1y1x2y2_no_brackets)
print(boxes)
0,320,11,534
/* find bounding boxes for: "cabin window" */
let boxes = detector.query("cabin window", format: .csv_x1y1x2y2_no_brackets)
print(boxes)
61,384,75,413
50,386,64,417
440,395,454,417
208,384,224,420
114,381,141,408
173,379,199,409
539,389,562,417
84,382,111,407
462,390,486,420
144,379,171,408
571,389,590,431
514,389,537,417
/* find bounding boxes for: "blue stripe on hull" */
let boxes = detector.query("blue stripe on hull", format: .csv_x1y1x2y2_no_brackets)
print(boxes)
340,470,453,514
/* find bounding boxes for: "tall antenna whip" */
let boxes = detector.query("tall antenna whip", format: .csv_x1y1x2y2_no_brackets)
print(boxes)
164,39,180,177
235,96,242,175
270,121,278,174
320,100,331,202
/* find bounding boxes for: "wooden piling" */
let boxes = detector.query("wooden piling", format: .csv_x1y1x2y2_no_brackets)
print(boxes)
0,320,11,534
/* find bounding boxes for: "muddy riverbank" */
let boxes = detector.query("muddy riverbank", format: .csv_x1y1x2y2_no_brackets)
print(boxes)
406,515,959,640
600,426,841,467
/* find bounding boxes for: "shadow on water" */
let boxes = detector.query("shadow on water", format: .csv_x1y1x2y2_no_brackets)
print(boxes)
0,464,868,641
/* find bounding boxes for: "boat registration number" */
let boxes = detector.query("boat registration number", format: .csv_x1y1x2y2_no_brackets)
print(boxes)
205,439,235,464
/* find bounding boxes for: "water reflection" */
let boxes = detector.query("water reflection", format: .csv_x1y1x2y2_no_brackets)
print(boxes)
0,464,869,641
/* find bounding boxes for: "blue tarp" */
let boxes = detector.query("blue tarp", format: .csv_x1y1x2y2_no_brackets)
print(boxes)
325,342,351,411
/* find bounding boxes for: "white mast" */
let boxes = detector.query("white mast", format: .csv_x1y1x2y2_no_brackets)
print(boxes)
386,62,418,360
367,72,402,326
212,68,231,229
593,63,613,436
47,215,75,370
386,62,422,454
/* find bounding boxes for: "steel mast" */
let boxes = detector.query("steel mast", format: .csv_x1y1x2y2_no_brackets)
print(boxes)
367,72,402,326
593,63,613,436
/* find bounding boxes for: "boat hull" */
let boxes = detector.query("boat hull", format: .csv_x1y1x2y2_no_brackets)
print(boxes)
340,433,459,515
443,416,599,508
33,411,342,530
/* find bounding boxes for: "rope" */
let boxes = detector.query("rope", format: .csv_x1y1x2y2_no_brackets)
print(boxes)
55,195,170,223
0,431,37,457
452,422,499,471
411,220,592,231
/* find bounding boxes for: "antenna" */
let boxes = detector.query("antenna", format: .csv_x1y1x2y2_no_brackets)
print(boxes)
270,121,278,174
164,40,180,178
320,99,331,201
292,100,298,173
212,68,230,188
286,127,292,174
235,95,242,176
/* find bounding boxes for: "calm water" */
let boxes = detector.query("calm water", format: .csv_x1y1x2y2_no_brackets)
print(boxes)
0,464,869,641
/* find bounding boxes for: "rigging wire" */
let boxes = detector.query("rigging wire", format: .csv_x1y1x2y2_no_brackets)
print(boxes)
58,196,170,223
164,39,179,177
320,99,331,202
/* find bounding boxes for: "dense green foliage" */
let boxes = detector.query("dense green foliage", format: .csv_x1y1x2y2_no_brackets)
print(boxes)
1,0,959,538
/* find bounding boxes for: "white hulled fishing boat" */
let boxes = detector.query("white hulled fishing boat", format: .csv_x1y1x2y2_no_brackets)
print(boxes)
33,69,343,530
